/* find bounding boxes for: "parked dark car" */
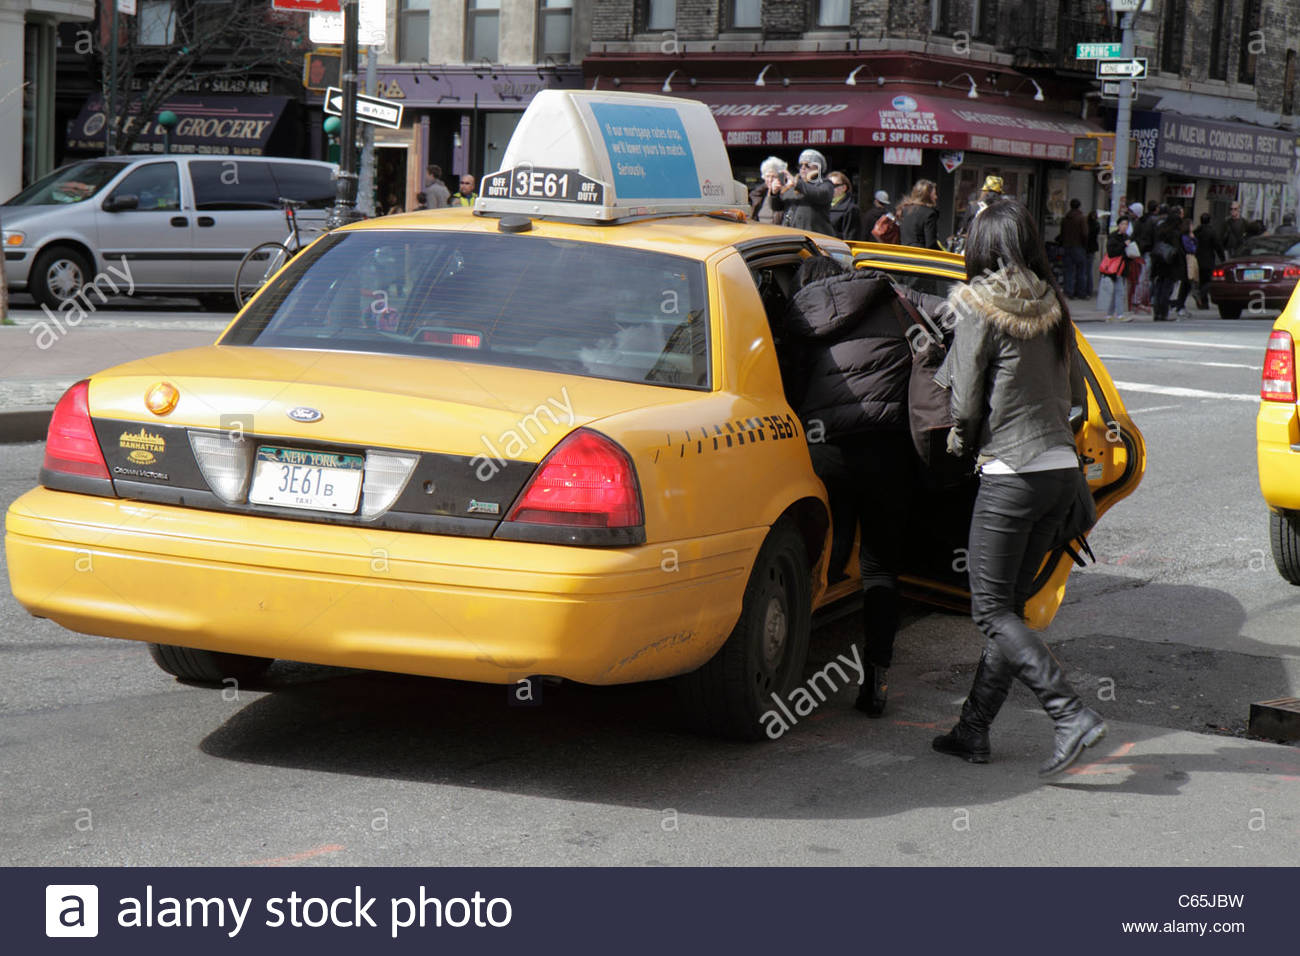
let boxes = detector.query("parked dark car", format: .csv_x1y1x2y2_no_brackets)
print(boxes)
1210,234,1300,320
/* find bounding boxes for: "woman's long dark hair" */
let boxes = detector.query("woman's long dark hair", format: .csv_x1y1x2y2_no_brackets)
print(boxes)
964,198,1072,359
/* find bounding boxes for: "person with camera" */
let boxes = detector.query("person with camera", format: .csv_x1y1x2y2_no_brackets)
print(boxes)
770,149,835,236
750,156,789,225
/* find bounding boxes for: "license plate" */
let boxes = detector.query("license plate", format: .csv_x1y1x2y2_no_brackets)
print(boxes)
1243,268,1266,281
248,446,364,513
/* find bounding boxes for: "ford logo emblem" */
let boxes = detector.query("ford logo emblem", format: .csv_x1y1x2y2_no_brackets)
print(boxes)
287,406,323,423
892,95,918,112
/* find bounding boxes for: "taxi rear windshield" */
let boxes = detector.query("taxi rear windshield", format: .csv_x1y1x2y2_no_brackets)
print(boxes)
224,230,711,390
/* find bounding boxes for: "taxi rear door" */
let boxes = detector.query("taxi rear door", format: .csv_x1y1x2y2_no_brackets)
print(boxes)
844,239,1146,625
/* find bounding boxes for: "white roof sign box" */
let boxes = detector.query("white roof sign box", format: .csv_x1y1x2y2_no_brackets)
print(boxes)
476,90,748,222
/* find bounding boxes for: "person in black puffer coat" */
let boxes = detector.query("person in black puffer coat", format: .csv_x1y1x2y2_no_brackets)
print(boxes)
784,257,950,718
1150,212,1185,321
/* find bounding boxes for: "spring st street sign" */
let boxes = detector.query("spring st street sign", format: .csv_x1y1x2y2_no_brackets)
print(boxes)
1076,43,1122,59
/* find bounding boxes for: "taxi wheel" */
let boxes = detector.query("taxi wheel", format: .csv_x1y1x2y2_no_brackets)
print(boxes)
676,522,812,740
1269,512,1300,584
1218,305,1243,320
147,643,273,685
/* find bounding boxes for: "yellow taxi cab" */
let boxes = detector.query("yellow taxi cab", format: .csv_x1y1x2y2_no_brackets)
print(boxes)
1256,286,1300,581
5,90,1145,739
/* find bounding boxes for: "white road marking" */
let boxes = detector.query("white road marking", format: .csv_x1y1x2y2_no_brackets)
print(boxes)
1085,334,1261,351
1114,381,1259,403
1095,354,1259,370
1127,404,1184,414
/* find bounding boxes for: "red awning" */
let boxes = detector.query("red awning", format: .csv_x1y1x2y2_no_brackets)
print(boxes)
678,90,1104,162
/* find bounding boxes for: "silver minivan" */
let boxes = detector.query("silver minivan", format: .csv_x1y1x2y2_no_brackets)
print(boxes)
1,155,336,309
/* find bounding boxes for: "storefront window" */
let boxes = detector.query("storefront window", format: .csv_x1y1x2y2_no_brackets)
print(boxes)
1285,50,1297,116
539,0,573,61
1160,2,1184,74
1239,0,1261,85
138,0,176,47
645,0,675,31
730,0,761,29
1208,3,1228,81
818,0,850,28
467,0,500,62
399,0,430,64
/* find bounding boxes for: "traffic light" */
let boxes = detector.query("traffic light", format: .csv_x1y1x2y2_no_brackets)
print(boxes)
1071,133,1114,169
303,49,342,93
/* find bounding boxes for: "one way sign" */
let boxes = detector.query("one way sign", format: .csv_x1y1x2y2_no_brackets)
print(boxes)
323,86,404,129
1096,58,1147,79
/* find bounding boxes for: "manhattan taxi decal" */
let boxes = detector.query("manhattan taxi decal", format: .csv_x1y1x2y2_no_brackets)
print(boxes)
118,428,166,465
653,413,801,462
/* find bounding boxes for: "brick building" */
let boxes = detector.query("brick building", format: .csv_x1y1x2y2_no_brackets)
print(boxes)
370,0,595,207
585,0,1300,234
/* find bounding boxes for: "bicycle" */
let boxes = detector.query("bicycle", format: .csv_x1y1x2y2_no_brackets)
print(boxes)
234,197,316,308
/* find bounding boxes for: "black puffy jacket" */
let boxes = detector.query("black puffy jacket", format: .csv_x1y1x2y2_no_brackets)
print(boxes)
783,271,914,440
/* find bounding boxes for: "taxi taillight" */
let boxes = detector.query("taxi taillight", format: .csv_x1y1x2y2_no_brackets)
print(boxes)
505,429,642,530
1211,267,1225,280
1262,331,1297,403
1284,265,1300,279
43,380,110,479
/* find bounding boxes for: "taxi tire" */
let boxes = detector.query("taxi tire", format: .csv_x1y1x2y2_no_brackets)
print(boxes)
1218,305,1243,320
675,521,812,741
147,643,274,685
1269,511,1300,584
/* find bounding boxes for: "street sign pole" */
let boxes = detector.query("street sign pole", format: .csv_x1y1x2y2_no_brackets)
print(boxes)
356,45,377,217
107,2,118,154
1109,11,1136,229
327,0,362,228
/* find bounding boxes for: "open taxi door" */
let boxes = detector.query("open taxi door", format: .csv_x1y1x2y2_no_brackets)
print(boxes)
835,239,1146,627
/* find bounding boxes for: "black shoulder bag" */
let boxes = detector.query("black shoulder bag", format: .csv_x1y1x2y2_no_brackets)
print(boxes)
888,283,973,486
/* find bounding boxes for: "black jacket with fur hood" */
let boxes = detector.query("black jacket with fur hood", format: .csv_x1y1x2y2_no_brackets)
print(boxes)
940,267,1085,470
783,270,929,440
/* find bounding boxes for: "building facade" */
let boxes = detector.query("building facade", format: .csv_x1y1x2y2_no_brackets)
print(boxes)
363,0,594,208
584,0,1300,235
1119,0,1300,227
0,0,95,202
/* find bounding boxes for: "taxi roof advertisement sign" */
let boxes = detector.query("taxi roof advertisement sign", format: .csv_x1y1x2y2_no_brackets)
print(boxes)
479,91,746,221
588,101,698,200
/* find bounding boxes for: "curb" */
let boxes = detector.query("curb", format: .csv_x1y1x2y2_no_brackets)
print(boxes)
0,408,51,444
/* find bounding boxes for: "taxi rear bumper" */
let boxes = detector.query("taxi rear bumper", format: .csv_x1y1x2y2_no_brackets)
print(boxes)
1257,401,1300,510
5,487,761,685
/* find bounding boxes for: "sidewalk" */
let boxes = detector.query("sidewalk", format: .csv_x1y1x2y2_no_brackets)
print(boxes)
1,309,229,442
0,293,1221,444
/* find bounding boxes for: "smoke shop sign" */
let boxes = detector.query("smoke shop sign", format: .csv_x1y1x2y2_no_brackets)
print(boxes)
1158,114,1293,183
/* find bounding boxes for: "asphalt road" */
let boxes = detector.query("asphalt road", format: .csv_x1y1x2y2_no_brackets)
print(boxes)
2,317,1298,866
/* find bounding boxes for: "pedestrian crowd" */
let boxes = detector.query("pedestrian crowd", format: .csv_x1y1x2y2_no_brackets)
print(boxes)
746,152,1284,324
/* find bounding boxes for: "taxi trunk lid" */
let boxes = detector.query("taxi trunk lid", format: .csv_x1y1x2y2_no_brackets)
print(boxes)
80,345,677,536
85,345,677,456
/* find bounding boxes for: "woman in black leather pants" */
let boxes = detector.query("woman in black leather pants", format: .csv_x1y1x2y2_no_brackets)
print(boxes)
933,200,1107,778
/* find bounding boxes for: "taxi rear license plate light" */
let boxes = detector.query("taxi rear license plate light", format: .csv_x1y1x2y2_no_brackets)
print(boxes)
248,445,364,513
